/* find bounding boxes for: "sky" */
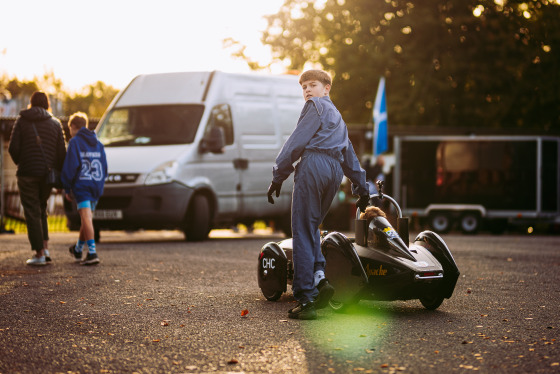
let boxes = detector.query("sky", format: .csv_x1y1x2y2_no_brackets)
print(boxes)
1,0,286,91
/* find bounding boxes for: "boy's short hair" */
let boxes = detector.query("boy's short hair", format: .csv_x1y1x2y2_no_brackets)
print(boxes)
299,70,332,86
30,91,49,109
69,112,89,129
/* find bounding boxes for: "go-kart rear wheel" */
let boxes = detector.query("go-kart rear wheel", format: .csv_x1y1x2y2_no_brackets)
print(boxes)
261,289,283,301
328,293,360,312
419,294,445,310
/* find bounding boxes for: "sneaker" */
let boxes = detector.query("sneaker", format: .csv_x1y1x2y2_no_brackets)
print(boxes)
288,302,317,320
81,252,100,266
314,279,335,309
26,255,47,266
44,249,52,262
69,244,82,262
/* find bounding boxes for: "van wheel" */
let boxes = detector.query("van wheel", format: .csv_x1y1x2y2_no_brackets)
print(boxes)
183,194,211,241
429,212,451,234
94,227,101,243
460,212,480,234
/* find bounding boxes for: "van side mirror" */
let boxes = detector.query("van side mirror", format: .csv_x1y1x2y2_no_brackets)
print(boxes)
199,126,226,154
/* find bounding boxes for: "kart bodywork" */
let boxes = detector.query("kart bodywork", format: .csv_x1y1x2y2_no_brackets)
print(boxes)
258,187,460,311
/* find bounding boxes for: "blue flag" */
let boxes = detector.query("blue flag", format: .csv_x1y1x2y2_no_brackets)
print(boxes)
373,77,388,156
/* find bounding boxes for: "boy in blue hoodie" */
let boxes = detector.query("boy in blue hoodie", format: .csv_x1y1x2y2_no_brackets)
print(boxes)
61,112,108,265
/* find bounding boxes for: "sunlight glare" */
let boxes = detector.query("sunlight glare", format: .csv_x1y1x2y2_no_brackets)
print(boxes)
0,0,285,91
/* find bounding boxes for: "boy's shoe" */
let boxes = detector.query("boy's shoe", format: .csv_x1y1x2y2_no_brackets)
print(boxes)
26,255,47,266
81,252,100,266
288,302,317,320
69,245,82,262
44,249,52,262
314,279,335,309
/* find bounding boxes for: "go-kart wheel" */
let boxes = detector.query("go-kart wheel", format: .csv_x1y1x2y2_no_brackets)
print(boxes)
328,299,349,312
419,294,445,310
328,293,360,312
261,289,283,301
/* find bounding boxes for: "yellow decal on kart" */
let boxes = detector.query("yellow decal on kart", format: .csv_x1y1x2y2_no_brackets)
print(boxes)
383,227,399,239
366,263,388,276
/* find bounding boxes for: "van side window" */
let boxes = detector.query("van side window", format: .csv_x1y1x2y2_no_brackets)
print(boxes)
205,104,233,145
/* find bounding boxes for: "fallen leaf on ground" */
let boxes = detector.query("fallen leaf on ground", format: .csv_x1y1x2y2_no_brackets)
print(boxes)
241,309,249,317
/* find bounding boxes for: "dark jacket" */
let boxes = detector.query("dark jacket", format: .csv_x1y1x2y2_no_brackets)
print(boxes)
61,127,107,203
8,107,66,177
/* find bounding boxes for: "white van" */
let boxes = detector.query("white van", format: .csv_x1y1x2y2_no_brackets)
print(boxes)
66,71,302,241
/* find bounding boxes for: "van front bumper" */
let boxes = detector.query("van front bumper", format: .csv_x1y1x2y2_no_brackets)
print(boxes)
65,182,194,231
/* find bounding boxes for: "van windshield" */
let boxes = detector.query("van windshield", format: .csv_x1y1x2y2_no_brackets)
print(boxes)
97,105,204,146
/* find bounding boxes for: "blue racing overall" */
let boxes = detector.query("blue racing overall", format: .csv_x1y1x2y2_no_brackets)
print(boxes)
272,96,368,304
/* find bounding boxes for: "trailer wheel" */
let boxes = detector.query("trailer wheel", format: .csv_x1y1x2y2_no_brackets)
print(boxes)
429,212,451,234
460,212,480,234
183,194,211,241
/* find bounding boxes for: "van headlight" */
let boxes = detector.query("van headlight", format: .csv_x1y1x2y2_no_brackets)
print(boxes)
145,161,178,185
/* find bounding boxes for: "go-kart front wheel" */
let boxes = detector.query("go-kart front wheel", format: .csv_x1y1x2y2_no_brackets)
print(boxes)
261,289,283,302
419,294,445,310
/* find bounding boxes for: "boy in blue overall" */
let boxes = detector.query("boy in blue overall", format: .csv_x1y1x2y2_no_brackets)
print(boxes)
61,112,108,265
267,70,370,319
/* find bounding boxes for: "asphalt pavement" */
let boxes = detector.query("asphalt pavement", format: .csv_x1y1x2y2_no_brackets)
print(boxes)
0,229,559,373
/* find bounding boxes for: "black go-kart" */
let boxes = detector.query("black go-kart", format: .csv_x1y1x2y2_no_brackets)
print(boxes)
257,181,460,311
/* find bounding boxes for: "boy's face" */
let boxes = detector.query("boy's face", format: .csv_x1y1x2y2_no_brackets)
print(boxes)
301,79,331,101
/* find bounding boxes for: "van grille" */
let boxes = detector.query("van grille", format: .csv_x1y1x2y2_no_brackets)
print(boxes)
97,197,132,210
105,174,139,184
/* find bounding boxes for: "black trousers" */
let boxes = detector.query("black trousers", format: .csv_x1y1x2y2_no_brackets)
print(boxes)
17,176,52,251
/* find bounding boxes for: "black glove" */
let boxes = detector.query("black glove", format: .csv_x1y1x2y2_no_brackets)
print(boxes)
267,182,282,204
356,195,370,212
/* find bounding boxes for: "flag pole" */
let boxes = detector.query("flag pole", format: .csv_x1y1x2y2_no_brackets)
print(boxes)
373,77,388,156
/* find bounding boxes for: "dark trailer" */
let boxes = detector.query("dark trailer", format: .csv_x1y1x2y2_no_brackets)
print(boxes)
393,135,560,234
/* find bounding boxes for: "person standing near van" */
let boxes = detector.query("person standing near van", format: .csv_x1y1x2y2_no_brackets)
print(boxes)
267,70,370,319
61,112,107,265
8,91,66,265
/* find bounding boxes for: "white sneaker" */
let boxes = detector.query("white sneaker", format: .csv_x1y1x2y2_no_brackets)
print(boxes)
26,255,47,266
44,249,52,262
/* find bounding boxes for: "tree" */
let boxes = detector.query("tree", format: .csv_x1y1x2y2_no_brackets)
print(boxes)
63,81,119,118
257,0,560,131
1,72,119,119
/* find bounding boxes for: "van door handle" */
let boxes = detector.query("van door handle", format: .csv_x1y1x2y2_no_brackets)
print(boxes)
233,158,249,170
